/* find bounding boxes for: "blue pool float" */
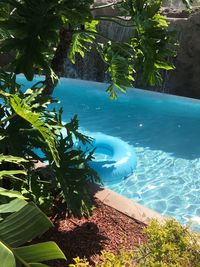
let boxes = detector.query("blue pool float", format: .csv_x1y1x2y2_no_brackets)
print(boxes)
33,130,137,184
79,132,137,184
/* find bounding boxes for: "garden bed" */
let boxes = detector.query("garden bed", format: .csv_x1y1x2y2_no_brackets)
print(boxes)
36,199,146,266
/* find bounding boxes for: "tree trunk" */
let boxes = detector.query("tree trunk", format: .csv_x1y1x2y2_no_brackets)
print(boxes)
45,27,73,95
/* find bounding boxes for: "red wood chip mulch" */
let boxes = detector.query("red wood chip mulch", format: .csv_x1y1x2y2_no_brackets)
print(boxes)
36,199,146,266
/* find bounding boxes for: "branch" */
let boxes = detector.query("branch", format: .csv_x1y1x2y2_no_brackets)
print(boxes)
0,113,16,126
74,30,118,43
95,16,135,28
44,28,73,95
90,1,123,11
95,15,133,23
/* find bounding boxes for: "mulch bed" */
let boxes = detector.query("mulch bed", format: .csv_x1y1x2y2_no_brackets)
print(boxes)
36,199,146,266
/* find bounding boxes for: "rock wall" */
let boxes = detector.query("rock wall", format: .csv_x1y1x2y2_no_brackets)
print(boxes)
166,12,200,98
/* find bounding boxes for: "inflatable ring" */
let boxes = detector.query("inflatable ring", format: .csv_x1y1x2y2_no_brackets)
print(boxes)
33,130,137,184
80,132,137,184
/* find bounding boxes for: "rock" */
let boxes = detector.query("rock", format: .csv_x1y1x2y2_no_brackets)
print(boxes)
167,12,200,98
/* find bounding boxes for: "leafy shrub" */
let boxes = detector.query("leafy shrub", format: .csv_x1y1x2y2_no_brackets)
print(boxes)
137,219,200,266
70,219,200,267
69,250,134,267
0,73,99,216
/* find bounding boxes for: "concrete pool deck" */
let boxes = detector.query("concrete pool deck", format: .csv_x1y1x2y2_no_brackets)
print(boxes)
91,184,166,225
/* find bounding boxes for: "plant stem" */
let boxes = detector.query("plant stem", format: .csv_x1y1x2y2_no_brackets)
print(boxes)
95,15,133,23
44,27,73,95
74,30,119,43
95,16,135,27
0,113,16,126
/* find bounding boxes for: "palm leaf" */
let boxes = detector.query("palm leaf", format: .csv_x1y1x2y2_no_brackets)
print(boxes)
0,154,28,165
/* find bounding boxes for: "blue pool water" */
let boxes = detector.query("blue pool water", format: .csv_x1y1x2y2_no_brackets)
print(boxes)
18,76,200,231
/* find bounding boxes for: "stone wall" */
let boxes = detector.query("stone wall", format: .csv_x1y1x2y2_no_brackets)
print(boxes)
64,11,200,99
90,3,200,98
166,12,200,98
62,2,200,98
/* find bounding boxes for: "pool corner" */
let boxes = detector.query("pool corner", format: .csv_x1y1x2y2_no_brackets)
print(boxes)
92,185,166,225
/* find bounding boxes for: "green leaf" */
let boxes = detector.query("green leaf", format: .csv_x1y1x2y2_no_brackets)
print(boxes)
101,42,135,97
0,155,28,165
0,202,53,247
69,20,98,63
14,242,66,263
0,170,27,181
0,198,27,213
29,264,49,267
69,32,95,64
0,202,65,267
182,0,192,9
6,93,60,167
0,240,15,267
154,61,174,70
0,188,26,199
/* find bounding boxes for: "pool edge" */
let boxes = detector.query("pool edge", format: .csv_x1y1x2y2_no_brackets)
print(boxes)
35,161,165,225
91,184,166,225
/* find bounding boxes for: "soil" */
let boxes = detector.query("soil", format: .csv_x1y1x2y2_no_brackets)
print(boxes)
36,199,146,266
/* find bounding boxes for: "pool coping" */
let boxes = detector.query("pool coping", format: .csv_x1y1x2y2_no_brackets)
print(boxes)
90,183,166,225
35,161,165,225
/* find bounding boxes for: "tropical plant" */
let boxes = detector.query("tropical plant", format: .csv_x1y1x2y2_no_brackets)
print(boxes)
0,0,193,213
0,187,66,267
69,219,200,267
0,0,194,216
0,73,99,216
0,1,198,265
0,1,180,211
0,0,176,96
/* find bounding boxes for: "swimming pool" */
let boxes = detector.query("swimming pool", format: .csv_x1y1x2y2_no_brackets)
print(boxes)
19,76,200,231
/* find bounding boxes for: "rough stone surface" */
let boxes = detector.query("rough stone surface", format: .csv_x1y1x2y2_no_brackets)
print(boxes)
167,12,200,98
94,187,165,225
